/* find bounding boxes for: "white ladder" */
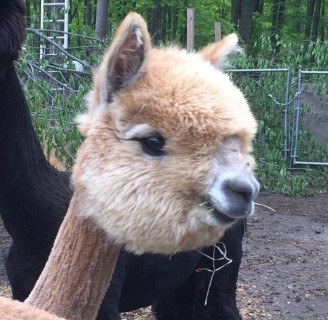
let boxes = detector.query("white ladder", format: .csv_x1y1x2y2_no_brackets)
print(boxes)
40,0,70,59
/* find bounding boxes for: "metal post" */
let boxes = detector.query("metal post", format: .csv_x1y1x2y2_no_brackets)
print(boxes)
292,69,302,166
283,68,290,161
215,22,221,41
64,0,69,48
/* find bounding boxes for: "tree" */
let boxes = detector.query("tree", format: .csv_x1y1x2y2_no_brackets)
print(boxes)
232,0,241,28
254,0,264,13
320,0,325,40
294,0,302,33
305,0,316,38
231,0,255,43
240,0,255,43
271,0,285,48
85,0,94,28
312,0,322,39
95,0,109,39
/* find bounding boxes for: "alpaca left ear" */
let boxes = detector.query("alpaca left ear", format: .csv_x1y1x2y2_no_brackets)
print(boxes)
94,12,151,110
200,33,241,68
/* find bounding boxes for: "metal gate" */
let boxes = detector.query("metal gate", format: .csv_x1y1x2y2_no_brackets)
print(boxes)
227,68,328,168
290,69,328,167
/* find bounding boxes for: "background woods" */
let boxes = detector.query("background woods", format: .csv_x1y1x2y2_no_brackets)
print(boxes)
24,0,328,47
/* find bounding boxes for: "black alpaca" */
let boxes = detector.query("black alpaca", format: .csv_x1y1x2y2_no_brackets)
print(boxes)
0,1,244,319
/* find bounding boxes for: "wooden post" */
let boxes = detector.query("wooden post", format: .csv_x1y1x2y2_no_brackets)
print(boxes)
187,8,194,52
215,22,221,41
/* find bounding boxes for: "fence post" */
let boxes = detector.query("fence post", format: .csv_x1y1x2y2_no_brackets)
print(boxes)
187,8,194,53
215,22,221,41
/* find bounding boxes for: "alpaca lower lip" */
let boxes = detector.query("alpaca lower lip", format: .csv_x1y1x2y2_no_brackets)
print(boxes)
199,196,237,225
212,209,237,225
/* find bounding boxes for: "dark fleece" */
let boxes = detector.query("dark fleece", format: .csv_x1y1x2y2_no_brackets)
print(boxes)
0,0,26,68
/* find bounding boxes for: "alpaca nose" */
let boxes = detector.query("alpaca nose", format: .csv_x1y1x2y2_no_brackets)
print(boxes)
221,175,259,218
208,171,260,220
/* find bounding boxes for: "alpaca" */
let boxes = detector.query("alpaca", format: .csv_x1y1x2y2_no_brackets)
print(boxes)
0,1,257,319
1,10,259,320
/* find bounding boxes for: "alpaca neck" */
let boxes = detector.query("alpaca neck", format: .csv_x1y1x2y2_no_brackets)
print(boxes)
0,63,48,173
25,193,121,320
0,63,71,243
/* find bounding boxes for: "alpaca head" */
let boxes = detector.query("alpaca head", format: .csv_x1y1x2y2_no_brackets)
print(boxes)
73,12,259,254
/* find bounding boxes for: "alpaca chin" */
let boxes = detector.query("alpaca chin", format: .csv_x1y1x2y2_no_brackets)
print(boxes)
78,210,227,255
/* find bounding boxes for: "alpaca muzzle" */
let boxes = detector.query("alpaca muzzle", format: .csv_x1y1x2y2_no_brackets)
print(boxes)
206,171,260,224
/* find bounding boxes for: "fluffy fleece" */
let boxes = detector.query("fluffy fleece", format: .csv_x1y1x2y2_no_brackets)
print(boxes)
0,0,25,70
0,297,64,320
73,12,258,254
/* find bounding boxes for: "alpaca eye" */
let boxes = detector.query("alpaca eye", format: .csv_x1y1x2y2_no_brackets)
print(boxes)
138,135,166,156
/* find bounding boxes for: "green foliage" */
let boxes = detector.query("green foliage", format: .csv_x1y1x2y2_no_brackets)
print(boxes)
190,0,234,48
17,60,91,168
16,31,99,168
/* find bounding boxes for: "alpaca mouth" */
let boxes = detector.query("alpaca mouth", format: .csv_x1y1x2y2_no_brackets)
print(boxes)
199,196,236,225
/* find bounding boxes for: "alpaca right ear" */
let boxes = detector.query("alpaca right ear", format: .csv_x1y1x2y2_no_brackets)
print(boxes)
200,33,241,68
94,12,151,111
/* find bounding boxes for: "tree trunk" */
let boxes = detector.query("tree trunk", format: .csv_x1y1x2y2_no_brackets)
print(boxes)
294,0,302,33
254,0,264,13
95,0,109,39
85,0,93,27
25,0,30,24
239,0,255,43
271,0,285,49
312,0,322,40
320,0,325,40
172,8,178,42
231,0,241,29
305,0,316,39
161,6,167,42
150,0,161,45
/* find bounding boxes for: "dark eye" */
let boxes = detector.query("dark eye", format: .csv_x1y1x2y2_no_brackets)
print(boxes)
137,135,166,156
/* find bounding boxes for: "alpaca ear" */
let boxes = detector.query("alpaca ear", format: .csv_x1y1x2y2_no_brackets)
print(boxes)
200,33,241,68
95,12,151,108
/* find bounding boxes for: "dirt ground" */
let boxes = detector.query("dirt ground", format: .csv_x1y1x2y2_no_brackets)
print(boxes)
0,192,327,319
